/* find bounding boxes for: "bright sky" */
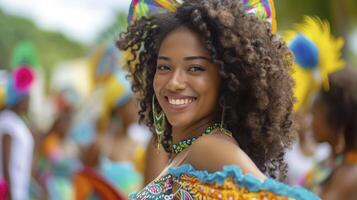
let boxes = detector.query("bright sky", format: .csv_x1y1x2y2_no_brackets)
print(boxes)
0,0,132,44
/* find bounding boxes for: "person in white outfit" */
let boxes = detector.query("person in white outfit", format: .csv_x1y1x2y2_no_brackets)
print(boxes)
0,65,35,200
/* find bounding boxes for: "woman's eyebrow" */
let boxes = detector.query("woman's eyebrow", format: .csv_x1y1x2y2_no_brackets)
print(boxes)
157,55,211,61
184,56,211,61
157,56,170,61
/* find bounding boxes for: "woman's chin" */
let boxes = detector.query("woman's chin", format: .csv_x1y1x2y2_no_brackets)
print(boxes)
165,116,190,129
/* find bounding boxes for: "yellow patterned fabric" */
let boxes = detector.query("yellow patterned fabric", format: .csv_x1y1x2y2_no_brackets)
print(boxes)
175,175,289,200
130,164,319,199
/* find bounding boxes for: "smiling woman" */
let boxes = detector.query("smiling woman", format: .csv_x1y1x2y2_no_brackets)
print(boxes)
117,0,319,199
154,27,221,131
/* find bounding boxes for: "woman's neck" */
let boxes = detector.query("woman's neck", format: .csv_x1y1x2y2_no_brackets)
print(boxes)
113,130,128,140
171,116,214,144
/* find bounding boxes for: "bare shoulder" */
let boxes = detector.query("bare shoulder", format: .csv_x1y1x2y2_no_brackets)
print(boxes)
335,165,357,185
323,165,357,200
338,166,357,191
184,130,266,180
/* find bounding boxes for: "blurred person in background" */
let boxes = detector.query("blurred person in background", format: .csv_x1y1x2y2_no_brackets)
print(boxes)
74,45,150,199
303,67,357,199
34,89,81,200
0,66,35,200
97,68,145,195
87,44,169,187
285,111,330,185
283,16,344,186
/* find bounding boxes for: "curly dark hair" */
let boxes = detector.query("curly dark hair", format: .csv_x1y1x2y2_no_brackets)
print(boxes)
316,67,357,152
117,0,295,179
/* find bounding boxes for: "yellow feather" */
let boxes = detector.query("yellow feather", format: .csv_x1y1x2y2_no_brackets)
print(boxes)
284,16,345,111
99,74,127,129
0,86,5,109
88,45,106,86
154,0,178,11
292,65,314,111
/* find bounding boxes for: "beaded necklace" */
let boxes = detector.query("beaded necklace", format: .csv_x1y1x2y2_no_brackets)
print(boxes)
172,123,231,154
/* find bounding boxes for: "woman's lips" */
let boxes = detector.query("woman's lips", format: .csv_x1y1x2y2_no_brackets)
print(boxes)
164,95,197,111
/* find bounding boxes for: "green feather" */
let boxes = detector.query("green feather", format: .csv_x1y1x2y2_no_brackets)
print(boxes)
11,41,40,68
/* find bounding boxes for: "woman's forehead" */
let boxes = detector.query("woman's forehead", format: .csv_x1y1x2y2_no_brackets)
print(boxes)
158,27,211,58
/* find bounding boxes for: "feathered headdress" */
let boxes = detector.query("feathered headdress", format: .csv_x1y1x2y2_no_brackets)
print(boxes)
98,68,133,129
284,16,345,111
89,44,122,86
102,68,132,110
127,0,277,33
124,0,277,73
11,41,40,69
5,65,36,107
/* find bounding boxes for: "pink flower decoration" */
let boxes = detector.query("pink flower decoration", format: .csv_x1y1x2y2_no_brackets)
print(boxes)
12,65,35,94
0,179,8,199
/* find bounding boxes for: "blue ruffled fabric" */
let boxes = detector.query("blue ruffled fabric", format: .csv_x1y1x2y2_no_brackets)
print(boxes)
168,164,320,200
128,192,135,199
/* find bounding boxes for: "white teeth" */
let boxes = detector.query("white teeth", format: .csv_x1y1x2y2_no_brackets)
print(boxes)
168,98,195,105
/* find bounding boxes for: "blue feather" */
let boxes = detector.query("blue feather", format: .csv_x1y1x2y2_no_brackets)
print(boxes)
289,34,319,69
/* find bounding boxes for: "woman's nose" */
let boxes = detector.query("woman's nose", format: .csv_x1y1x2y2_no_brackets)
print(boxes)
165,69,186,91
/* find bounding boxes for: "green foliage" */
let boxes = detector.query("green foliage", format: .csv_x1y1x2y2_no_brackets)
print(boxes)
275,0,330,32
97,11,128,43
0,9,86,74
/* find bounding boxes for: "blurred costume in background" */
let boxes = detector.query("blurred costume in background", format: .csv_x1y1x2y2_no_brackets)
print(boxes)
74,44,149,199
284,17,345,112
283,16,344,186
68,43,123,149
35,90,81,200
73,167,127,200
0,72,6,111
98,67,144,195
0,65,35,200
0,71,8,200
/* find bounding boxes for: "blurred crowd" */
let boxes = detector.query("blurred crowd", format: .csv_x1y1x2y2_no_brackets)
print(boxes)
0,14,356,200
0,42,170,200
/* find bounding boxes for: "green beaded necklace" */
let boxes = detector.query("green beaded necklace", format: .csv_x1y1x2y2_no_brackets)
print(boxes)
172,123,223,154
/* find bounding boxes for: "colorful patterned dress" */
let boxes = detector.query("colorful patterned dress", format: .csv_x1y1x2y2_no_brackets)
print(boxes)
37,133,81,200
302,152,357,194
130,164,319,200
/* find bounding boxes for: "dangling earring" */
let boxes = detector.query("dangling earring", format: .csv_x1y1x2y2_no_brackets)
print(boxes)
152,95,166,149
220,100,232,137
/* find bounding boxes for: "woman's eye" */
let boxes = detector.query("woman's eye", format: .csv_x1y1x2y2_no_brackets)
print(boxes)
157,65,170,71
188,66,205,72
